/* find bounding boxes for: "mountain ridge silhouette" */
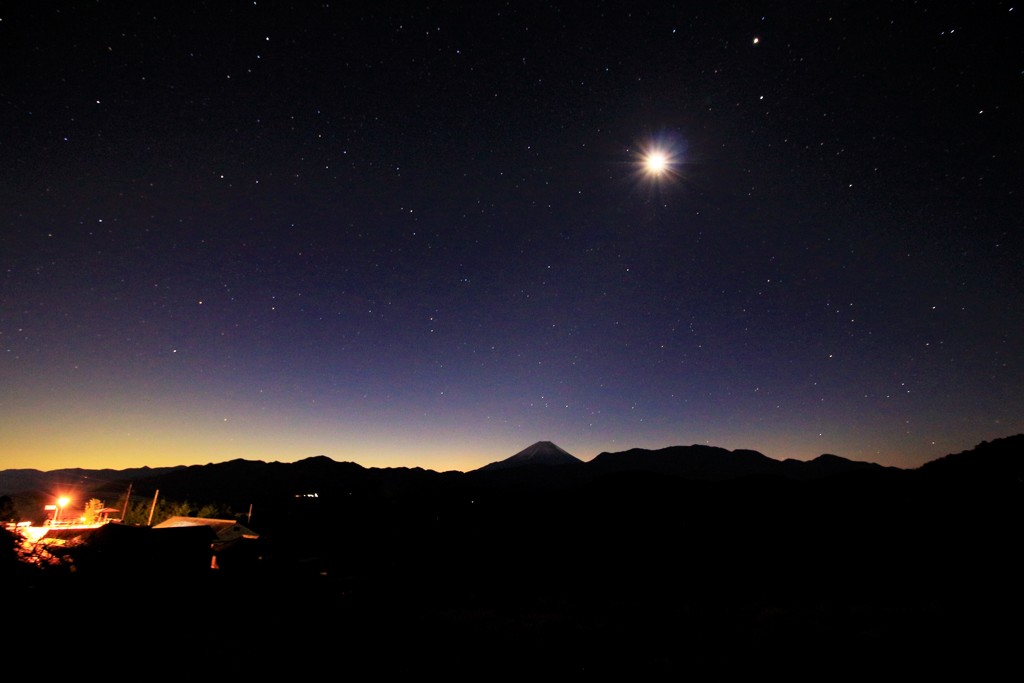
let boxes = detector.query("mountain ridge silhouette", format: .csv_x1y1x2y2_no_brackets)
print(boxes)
4,434,1021,676
3,434,1020,503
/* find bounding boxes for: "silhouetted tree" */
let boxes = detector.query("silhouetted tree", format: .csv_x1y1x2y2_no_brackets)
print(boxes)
0,495,17,524
164,499,196,519
0,526,19,570
82,498,105,524
196,502,235,519
120,496,235,526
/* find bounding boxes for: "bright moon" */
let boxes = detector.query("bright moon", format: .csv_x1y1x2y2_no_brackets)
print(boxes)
645,152,668,174
633,137,684,186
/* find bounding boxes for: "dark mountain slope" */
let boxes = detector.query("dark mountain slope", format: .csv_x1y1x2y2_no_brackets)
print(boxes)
584,443,891,481
916,433,1024,484
474,440,583,471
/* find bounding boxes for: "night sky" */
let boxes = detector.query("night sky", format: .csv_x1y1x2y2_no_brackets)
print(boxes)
2,2,1022,473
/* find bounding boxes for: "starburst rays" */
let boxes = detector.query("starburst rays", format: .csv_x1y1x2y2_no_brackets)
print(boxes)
627,133,688,195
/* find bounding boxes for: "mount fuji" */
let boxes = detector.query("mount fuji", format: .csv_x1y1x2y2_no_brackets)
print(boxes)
473,440,583,471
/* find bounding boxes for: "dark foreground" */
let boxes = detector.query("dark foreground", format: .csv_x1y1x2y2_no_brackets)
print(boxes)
11,567,1016,677
11,509,1020,678
8,444,1023,676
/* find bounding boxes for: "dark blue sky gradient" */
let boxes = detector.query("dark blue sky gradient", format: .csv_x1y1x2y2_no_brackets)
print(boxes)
2,2,1022,471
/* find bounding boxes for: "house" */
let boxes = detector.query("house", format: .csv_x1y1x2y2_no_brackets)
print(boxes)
152,516,259,541
152,517,262,570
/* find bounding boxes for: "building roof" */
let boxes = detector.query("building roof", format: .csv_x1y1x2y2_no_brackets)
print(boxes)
152,516,259,541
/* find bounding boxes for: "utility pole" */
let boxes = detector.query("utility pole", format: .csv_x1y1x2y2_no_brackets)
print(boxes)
121,482,132,522
147,489,159,526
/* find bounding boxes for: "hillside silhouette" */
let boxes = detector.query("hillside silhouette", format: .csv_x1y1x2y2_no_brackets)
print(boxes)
2,436,1021,675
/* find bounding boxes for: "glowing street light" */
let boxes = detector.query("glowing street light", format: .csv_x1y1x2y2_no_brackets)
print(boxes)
53,496,69,525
